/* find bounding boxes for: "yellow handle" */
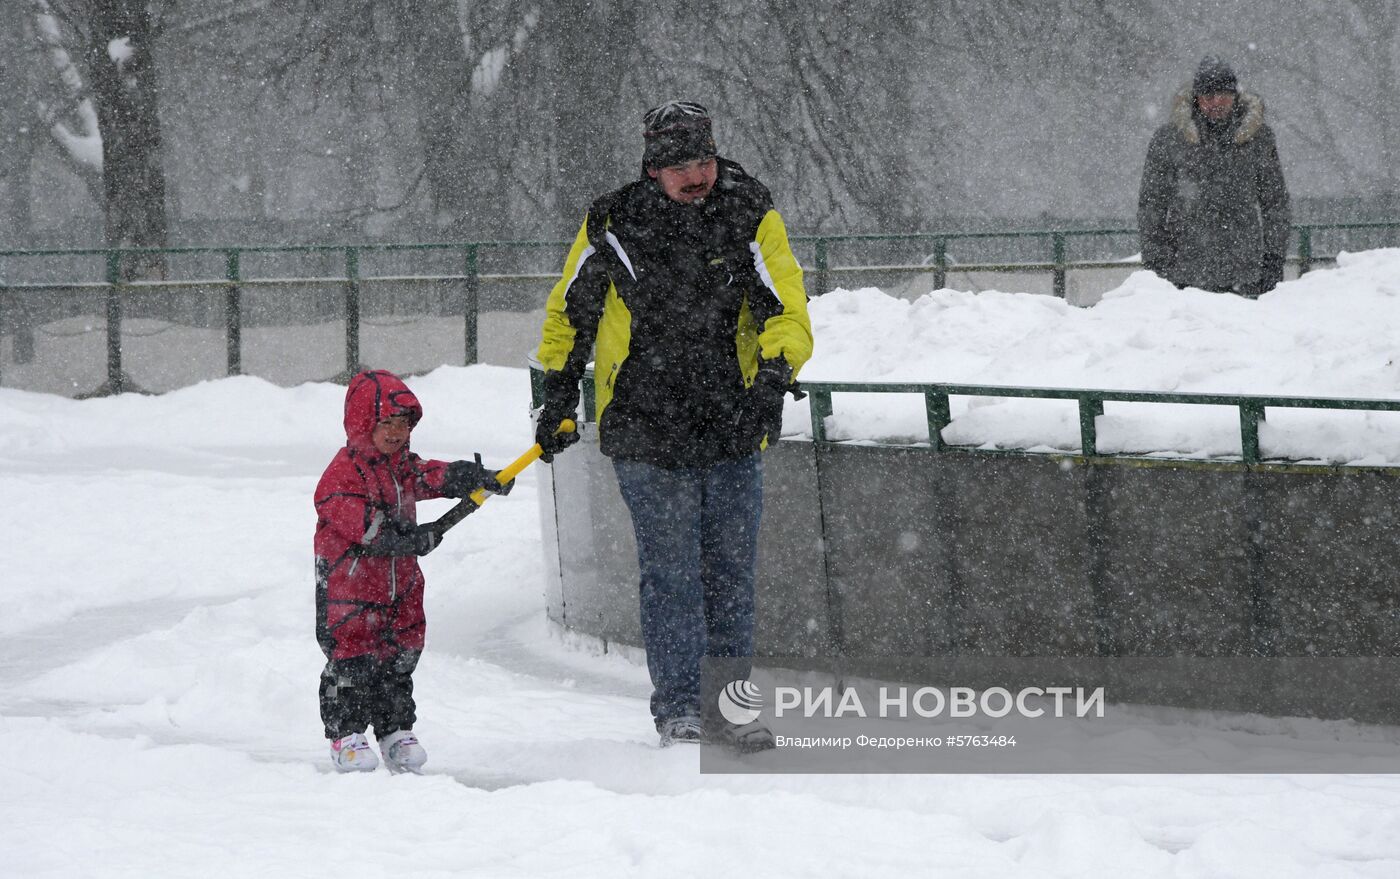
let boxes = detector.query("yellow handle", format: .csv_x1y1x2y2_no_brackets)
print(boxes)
466,418,577,506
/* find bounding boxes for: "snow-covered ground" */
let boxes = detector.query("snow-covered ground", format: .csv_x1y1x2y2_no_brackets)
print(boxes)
6,256,1400,876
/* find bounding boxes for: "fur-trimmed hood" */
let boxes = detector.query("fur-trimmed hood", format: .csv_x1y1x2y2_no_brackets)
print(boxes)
1169,86,1266,146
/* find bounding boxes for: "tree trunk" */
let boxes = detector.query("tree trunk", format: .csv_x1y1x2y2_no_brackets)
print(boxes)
396,0,474,232
87,0,167,278
1,0,37,244
1368,3,1400,210
543,1,636,230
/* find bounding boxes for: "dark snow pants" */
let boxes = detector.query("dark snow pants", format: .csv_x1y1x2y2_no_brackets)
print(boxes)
318,649,420,740
611,453,763,730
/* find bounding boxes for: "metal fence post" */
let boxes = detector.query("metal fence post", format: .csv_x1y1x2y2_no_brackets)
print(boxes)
1078,396,1103,456
464,244,479,365
809,389,833,442
528,363,546,409
932,237,947,290
1297,226,1313,276
0,255,33,376
225,249,242,377
344,247,361,375
813,238,829,296
582,373,596,422
106,250,124,394
925,390,950,451
1052,232,1067,299
1239,402,1265,464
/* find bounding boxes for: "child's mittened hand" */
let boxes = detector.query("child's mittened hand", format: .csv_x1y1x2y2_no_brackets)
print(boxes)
410,525,440,555
361,520,440,557
441,459,492,498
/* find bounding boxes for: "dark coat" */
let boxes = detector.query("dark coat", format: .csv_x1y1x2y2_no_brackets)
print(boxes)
537,158,812,468
1137,88,1291,295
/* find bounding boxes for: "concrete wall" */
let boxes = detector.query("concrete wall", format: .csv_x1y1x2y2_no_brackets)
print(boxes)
539,428,832,656
541,430,1400,718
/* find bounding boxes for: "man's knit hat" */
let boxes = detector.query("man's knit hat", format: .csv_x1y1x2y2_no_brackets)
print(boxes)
1193,56,1238,96
642,100,717,170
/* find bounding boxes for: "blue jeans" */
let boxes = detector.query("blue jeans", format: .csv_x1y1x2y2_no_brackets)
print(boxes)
612,454,763,728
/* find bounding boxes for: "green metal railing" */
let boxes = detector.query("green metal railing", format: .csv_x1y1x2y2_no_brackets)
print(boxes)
3,221,1398,395
798,221,1400,298
800,381,1400,466
0,240,560,394
534,368,1400,469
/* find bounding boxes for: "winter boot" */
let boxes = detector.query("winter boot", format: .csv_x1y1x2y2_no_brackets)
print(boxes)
658,715,704,747
379,729,427,774
329,732,380,772
709,719,777,754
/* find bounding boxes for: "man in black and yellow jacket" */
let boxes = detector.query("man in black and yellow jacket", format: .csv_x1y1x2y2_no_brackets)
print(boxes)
535,101,813,750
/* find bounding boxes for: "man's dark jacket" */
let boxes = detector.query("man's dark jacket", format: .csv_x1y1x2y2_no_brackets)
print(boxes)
1138,88,1291,296
536,158,812,468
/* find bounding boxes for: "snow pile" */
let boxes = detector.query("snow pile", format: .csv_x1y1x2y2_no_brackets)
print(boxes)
800,249,1400,463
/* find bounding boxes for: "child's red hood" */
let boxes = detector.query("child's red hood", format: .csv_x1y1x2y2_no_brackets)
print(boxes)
343,370,423,454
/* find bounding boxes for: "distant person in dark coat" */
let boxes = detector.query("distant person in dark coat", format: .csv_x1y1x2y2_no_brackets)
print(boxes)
1138,56,1291,298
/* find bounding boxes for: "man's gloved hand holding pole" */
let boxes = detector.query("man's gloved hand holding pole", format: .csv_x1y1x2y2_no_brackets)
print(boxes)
749,357,800,447
535,406,581,463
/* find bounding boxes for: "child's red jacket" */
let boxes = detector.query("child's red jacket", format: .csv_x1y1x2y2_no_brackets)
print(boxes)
314,371,455,661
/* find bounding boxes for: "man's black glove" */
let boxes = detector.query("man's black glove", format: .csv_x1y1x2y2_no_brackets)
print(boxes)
360,518,440,557
441,456,512,498
1259,252,1286,294
746,357,794,447
535,408,580,463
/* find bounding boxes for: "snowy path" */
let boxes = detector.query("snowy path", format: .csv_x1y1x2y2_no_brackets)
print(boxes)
6,355,1400,874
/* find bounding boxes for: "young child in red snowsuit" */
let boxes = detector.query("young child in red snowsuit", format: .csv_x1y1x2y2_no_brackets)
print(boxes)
314,369,510,773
